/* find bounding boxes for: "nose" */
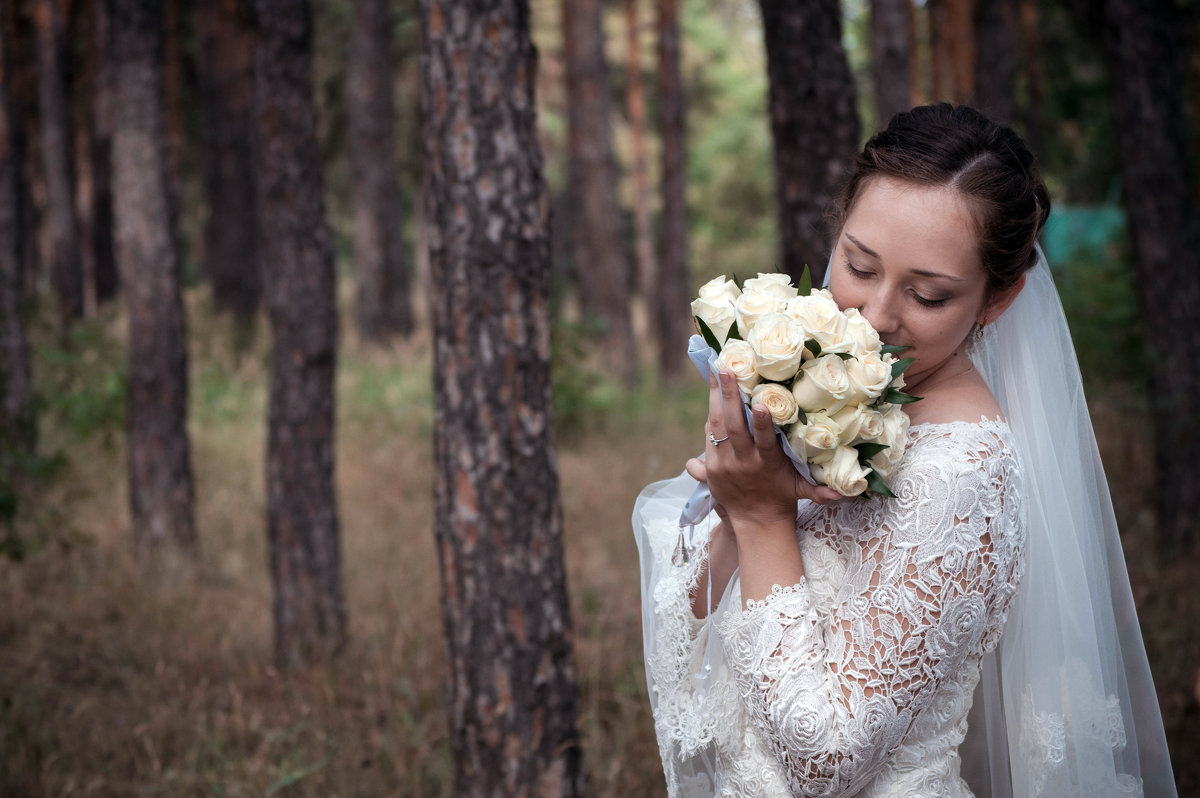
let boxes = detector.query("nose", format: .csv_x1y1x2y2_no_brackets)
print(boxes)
860,291,899,337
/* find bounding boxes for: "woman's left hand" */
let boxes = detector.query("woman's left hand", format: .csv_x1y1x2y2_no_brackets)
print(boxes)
685,370,841,531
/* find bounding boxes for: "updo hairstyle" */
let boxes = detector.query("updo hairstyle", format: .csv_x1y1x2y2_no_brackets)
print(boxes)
829,104,1051,298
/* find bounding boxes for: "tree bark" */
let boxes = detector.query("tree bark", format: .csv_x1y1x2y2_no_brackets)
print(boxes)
110,0,195,559
1100,0,1200,555
870,0,914,128
563,0,636,384
195,0,260,322
419,1,586,794
973,0,1017,124
34,0,83,324
1018,0,1043,157
758,0,860,287
348,0,413,342
74,0,118,314
655,0,690,379
624,0,654,310
1,14,36,478
253,0,345,668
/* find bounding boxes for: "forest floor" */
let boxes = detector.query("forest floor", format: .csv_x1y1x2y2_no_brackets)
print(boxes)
1,287,1197,797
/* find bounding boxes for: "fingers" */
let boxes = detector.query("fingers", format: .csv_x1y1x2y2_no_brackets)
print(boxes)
716,371,752,454
794,472,843,505
685,457,707,483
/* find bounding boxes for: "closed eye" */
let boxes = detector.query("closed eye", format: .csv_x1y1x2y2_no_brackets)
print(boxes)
913,293,949,308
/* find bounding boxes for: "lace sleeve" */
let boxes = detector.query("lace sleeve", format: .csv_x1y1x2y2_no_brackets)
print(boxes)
718,425,1024,796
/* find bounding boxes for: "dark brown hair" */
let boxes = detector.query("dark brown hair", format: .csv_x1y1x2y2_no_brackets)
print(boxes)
829,104,1050,296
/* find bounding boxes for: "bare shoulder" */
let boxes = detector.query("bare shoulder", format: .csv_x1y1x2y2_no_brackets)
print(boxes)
903,371,1003,427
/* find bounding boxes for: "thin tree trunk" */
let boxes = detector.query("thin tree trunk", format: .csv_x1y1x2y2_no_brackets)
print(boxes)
1100,0,1200,555
34,0,82,324
927,0,974,105
5,2,39,294
253,0,345,668
1018,0,1043,156
870,0,913,128
973,0,1016,123
110,0,195,559
348,0,413,342
758,0,860,286
563,0,636,384
73,0,117,315
1,16,36,477
195,0,259,322
420,1,586,793
656,0,689,380
89,0,117,305
624,0,654,311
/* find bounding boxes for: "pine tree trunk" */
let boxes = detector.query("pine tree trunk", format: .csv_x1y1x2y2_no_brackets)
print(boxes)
253,0,346,668
870,0,913,128
5,3,39,294
1100,0,1200,555
73,0,118,315
563,0,636,384
88,0,117,306
110,0,195,559
758,0,860,286
624,0,654,311
195,0,260,322
348,0,413,342
420,1,586,793
1018,0,1043,156
656,0,690,380
34,0,83,324
973,0,1016,123
927,0,974,105
1,19,36,473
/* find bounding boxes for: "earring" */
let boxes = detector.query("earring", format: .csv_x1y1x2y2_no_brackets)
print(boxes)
973,323,985,342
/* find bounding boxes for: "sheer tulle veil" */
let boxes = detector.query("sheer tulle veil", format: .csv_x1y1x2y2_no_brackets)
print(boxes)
960,246,1176,797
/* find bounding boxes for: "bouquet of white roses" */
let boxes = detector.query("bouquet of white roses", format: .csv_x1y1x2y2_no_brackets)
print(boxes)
689,270,919,498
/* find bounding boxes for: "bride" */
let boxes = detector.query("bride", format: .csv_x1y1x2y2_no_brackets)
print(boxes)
633,105,1177,797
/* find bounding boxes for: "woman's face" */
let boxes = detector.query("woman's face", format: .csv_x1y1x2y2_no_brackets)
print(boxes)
829,177,990,388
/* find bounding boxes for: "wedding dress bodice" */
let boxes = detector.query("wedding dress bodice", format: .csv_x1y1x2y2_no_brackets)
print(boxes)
636,419,1026,797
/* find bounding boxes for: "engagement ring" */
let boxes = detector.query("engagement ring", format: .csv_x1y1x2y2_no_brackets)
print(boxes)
709,432,729,446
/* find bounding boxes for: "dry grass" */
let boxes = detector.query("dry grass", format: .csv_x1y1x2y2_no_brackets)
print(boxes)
1,293,1196,796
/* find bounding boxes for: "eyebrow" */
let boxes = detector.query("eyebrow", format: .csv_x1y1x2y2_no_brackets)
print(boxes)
845,233,964,282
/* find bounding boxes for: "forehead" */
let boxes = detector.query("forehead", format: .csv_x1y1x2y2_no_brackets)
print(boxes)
842,177,983,277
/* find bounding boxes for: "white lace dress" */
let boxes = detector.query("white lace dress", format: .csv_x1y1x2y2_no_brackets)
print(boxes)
634,419,1026,798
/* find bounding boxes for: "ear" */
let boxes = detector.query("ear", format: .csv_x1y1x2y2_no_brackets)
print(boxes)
978,273,1026,328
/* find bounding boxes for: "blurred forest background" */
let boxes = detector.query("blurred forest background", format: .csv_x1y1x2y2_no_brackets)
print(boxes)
1,0,1198,795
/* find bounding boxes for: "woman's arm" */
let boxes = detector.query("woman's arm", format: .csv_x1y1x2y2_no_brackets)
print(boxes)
691,370,840,607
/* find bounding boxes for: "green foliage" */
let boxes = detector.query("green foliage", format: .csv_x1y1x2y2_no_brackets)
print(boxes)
36,323,126,444
551,318,619,442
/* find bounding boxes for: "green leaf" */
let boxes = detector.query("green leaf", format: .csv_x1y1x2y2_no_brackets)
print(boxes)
890,357,916,379
796,408,808,425
884,387,923,405
865,468,898,498
805,339,821,358
725,323,743,342
835,352,854,361
880,344,911,357
855,442,890,462
695,315,723,353
732,272,744,291
797,263,813,296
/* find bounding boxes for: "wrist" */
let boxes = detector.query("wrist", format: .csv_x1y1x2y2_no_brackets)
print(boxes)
726,504,798,537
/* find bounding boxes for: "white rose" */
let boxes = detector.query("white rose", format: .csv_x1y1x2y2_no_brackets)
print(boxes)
785,293,852,354
830,404,885,446
747,313,807,381
842,307,882,356
716,340,760,393
869,403,911,480
741,272,798,302
845,351,893,404
790,354,853,414
811,445,871,496
735,290,786,338
787,412,841,465
750,383,800,426
697,275,742,305
691,295,737,343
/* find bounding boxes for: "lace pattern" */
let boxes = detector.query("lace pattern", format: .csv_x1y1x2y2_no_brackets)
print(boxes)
639,419,1027,797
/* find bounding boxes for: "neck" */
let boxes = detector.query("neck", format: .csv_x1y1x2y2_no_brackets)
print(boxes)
905,349,975,397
